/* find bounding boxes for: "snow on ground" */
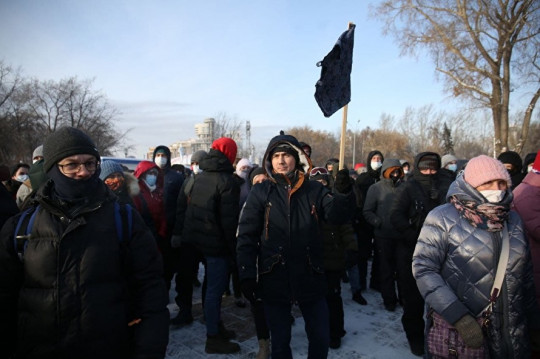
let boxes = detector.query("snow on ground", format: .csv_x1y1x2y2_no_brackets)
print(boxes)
166,264,419,359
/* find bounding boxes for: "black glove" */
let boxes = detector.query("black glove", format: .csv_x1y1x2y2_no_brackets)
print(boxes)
454,314,484,348
335,169,352,193
240,279,258,303
345,250,358,269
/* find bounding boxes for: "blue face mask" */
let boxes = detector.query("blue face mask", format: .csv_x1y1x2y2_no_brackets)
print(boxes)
448,164,458,172
144,174,157,188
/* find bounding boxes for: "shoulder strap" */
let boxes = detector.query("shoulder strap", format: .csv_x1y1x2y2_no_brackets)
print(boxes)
13,205,40,261
114,202,133,243
491,224,510,300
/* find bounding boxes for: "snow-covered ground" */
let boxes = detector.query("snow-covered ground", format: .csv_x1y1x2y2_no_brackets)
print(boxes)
166,265,419,359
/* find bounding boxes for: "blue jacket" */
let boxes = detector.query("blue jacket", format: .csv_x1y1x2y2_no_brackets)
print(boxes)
413,174,537,358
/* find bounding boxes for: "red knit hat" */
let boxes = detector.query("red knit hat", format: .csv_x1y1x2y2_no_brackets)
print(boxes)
211,137,237,165
464,155,512,188
354,163,365,171
533,149,540,174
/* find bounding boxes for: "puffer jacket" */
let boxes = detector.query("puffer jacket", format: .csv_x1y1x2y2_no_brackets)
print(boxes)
0,180,169,359
413,174,537,359
152,145,184,233
513,171,540,306
182,148,240,257
237,134,347,303
363,158,403,238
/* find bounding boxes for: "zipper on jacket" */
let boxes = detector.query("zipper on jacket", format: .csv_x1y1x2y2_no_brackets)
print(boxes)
264,202,272,240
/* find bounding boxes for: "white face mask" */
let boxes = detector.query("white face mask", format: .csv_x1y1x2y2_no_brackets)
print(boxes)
191,164,202,174
371,161,382,170
154,157,167,168
15,174,29,183
480,189,505,203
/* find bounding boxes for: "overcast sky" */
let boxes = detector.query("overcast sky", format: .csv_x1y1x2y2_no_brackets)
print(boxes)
1,0,457,158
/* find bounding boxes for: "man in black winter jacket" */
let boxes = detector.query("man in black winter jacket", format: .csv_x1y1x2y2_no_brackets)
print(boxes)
237,133,352,359
180,137,241,354
389,151,446,357
0,127,169,359
352,150,384,302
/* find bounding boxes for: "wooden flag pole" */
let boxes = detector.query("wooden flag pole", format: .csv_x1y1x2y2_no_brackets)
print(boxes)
338,22,354,171
338,104,348,170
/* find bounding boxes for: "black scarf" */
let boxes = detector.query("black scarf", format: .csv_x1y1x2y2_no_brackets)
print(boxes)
47,165,103,202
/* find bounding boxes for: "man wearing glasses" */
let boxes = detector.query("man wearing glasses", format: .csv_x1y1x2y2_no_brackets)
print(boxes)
0,127,169,359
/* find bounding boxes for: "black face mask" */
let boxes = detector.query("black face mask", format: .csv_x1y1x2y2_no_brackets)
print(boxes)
47,165,102,202
391,174,401,184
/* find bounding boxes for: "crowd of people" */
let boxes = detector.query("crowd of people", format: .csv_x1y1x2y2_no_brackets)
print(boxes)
0,126,539,359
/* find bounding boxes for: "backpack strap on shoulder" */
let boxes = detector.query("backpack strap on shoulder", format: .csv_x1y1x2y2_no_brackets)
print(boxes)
114,202,133,243
13,205,40,261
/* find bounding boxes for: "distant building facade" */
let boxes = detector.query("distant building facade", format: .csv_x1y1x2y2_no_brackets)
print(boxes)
147,118,215,163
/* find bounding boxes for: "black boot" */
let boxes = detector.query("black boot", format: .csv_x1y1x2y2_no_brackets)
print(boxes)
352,291,367,305
170,310,194,327
218,320,236,340
205,334,240,354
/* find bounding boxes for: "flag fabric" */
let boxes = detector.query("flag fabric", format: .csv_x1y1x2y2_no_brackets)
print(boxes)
314,24,355,118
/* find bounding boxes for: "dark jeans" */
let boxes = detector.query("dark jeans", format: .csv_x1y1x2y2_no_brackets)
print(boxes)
204,255,230,336
264,298,329,359
326,270,345,340
375,236,398,306
396,241,424,345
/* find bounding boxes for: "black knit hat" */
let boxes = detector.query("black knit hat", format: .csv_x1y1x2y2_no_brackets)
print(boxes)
417,154,440,171
43,127,100,173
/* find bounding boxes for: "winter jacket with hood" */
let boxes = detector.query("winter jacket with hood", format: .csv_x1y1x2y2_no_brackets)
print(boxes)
236,134,350,303
363,158,403,239
513,170,540,307
413,173,538,359
152,145,184,234
390,152,446,248
133,161,167,239
0,179,169,359
181,146,240,257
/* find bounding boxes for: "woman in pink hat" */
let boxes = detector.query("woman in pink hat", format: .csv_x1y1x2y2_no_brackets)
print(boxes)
412,155,539,358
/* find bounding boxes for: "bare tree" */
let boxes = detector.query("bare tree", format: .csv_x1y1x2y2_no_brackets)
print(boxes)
286,126,340,167
373,0,540,155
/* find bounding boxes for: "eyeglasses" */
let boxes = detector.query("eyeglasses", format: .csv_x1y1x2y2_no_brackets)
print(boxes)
309,167,329,177
58,160,99,174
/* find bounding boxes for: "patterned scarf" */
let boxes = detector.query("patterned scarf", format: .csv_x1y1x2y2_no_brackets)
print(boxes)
450,195,509,232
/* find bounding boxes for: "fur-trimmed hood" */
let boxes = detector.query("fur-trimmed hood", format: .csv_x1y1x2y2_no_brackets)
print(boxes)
263,134,312,179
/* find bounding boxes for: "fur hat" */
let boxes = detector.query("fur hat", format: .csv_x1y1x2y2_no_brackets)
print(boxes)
99,160,124,180
43,127,100,173
464,155,511,188
211,137,237,164
441,154,458,168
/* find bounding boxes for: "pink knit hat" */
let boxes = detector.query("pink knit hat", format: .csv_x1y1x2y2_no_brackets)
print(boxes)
464,155,512,188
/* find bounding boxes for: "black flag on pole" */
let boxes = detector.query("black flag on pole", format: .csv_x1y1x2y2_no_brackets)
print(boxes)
314,24,355,118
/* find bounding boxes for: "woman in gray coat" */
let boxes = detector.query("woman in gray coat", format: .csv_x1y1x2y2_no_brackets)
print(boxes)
413,155,539,358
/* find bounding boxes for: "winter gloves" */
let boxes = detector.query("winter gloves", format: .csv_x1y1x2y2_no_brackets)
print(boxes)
454,314,484,348
334,169,352,193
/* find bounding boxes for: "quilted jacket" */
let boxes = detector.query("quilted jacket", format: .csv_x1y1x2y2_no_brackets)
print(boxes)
413,174,537,358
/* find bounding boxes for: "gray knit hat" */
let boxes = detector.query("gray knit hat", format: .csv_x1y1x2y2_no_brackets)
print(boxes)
441,154,458,168
99,160,124,180
32,145,43,160
191,150,207,164
43,127,100,173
